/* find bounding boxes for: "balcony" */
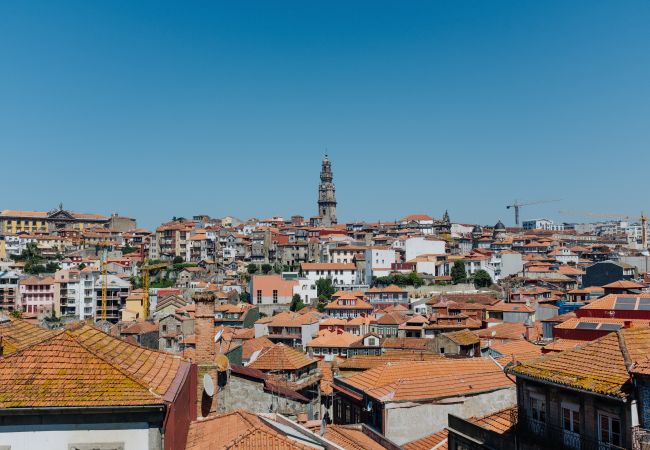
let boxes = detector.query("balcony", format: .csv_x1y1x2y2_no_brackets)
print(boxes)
518,412,627,450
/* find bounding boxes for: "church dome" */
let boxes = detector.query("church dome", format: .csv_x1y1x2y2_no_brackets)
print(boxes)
472,224,482,234
494,220,506,230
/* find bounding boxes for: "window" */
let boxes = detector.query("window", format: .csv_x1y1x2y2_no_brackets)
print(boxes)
599,413,621,447
162,324,167,333
256,290,262,303
273,290,278,304
530,394,546,423
562,402,581,449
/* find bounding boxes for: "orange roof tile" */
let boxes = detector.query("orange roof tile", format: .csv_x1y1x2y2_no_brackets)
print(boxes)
185,409,312,450
323,425,389,450
403,429,448,450
307,330,361,348
469,406,517,434
0,317,58,355
241,336,274,361
248,343,315,371
67,324,184,396
601,280,646,289
508,327,650,398
0,332,162,408
339,351,442,371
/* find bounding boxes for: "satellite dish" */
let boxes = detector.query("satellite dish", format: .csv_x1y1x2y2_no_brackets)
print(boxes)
216,354,229,372
203,373,215,397
214,329,224,343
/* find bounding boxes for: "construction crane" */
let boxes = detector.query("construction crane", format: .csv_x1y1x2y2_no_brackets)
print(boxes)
506,199,560,226
99,239,110,321
559,210,648,249
140,262,168,320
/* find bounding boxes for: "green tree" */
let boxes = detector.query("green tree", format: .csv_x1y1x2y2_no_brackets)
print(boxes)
290,294,305,312
247,264,259,274
261,263,273,274
451,261,467,284
408,271,424,288
473,269,492,288
239,291,250,303
172,256,184,265
45,262,60,273
122,244,137,255
316,278,336,300
78,262,87,270
316,295,329,313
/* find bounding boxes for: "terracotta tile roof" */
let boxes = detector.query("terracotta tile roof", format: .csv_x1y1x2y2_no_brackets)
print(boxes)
121,321,159,335
443,329,479,346
474,322,542,341
258,311,322,327
508,327,650,398
554,317,650,332
542,338,585,353
308,330,361,348
601,280,646,289
381,337,431,350
0,317,58,355
248,343,315,371
403,429,448,450
486,302,534,313
490,340,543,364
339,359,512,403
0,332,163,408
339,351,442,371
318,360,334,395
580,293,650,310
67,324,184,396
185,409,313,450
325,298,373,310
375,312,409,325
241,336,274,361
323,425,389,450
469,406,517,434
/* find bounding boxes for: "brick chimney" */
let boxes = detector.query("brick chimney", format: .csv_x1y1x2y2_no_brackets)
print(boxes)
194,292,217,417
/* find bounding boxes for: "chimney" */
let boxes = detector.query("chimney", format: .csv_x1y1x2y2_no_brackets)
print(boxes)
624,320,632,329
194,292,217,418
524,317,535,341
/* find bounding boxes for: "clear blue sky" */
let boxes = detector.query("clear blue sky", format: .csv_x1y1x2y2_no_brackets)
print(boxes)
2,1,649,229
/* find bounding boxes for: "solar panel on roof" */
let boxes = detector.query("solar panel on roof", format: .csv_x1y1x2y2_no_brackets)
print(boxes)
638,298,650,305
638,304,650,311
615,296,637,303
614,303,636,310
599,323,622,331
576,322,599,329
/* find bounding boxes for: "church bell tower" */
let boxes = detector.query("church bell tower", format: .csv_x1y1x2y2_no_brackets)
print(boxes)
318,155,337,226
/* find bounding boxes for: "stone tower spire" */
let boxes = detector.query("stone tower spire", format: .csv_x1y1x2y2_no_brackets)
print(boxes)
318,155,337,226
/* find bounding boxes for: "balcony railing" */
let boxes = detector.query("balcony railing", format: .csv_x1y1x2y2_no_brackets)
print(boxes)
518,412,627,450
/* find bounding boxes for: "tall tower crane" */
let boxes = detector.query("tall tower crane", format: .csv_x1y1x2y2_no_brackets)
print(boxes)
99,239,109,321
140,262,168,320
559,210,648,249
506,199,560,226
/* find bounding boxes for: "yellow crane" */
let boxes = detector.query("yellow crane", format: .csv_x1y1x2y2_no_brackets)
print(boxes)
559,210,648,249
140,262,168,320
99,239,110,321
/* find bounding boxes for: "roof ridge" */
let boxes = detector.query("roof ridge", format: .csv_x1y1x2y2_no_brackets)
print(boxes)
0,329,66,359
68,330,164,399
616,330,634,372
77,323,187,360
